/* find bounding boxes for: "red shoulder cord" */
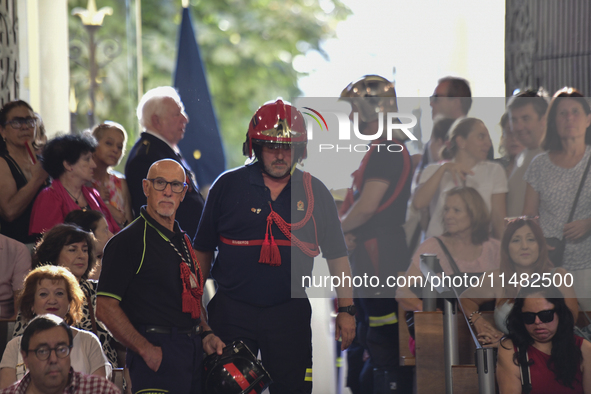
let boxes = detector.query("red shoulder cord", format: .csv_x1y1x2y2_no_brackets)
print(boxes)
339,139,411,216
259,172,320,266
179,233,204,319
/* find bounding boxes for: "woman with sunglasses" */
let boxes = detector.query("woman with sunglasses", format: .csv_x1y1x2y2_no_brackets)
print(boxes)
412,117,507,240
0,100,48,245
497,286,591,394
460,217,578,347
28,133,120,237
0,265,110,388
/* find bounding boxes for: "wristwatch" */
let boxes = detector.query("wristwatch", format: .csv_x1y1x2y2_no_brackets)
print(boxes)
338,304,356,316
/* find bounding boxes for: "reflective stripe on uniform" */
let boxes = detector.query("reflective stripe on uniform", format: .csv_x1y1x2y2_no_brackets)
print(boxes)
369,312,398,327
304,368,313,382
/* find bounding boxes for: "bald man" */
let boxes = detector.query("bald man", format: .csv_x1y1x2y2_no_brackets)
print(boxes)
97,159,222,394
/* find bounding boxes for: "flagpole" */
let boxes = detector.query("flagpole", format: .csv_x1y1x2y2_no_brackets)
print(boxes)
136,0,143,99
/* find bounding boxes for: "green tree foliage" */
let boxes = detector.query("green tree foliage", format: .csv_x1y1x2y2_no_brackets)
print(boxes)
68,0,350,168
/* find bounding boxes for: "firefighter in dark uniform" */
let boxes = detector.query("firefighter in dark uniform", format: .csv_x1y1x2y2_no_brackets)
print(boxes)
339,76,413,393
193,99,356,394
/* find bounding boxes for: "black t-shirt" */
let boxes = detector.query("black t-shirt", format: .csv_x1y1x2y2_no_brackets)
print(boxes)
97,207,199,328
350,140,412,242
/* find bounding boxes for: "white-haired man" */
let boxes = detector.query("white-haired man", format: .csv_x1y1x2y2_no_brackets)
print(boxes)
125,86,204,239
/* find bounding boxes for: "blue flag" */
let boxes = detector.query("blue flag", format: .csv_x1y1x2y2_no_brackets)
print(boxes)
173,6,225,188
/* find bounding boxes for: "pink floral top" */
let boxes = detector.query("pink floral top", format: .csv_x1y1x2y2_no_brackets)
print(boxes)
91,170,126,214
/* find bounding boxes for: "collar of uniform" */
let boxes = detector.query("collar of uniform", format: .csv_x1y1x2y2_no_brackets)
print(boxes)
246,161,304,186
139,206,183,241
142,130,181,154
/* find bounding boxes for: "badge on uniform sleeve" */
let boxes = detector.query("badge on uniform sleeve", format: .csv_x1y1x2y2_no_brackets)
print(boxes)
297,200,305,211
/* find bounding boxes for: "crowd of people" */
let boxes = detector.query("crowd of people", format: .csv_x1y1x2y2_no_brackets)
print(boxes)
0,76,591,394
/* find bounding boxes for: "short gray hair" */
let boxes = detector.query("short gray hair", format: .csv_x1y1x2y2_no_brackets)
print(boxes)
136,86,183,129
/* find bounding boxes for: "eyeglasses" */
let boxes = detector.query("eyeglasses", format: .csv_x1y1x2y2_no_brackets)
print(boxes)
28,344,72,360
146,178,187,193
3,117,37,129
522,309,555,324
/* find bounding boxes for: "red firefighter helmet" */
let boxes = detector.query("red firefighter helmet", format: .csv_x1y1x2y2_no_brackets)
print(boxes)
243,98,307,159
203,341,273,394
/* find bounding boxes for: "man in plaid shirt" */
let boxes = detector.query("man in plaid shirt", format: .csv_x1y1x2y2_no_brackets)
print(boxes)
0,315,119,394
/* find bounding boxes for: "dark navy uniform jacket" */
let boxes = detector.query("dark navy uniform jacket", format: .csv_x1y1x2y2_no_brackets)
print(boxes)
194,163,347,306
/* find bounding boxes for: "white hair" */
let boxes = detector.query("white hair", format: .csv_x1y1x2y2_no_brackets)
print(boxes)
136,86,183,129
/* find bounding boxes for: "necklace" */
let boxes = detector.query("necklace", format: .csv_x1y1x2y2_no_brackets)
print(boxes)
64,186,82,205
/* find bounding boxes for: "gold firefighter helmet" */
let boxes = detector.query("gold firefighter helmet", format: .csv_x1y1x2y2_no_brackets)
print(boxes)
340,75,398,123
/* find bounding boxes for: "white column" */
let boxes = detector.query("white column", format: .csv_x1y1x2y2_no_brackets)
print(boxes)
18,0,69,138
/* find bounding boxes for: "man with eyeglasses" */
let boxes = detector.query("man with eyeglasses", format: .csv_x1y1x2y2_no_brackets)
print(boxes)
505,90,549,217
125,86,204,240
97,159,223,394
0,314,118,394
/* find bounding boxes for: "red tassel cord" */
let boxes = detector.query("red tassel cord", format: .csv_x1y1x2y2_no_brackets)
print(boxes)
258,172,320,266
180,234,204,319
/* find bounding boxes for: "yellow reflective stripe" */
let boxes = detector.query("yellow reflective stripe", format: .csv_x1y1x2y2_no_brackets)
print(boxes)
136,220,148,274
304,368,313,381
369,312,398,327
336,357,343,367
96,292,122,302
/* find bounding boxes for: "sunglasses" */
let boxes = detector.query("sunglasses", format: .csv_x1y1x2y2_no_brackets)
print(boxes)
522,309,555,324
504,216,539,224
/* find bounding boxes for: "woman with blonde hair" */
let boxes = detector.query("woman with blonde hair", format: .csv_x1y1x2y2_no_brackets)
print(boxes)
0,265,111,388
397,187,501,312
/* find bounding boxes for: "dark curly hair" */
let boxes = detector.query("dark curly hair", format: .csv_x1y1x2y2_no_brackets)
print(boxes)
41,133,97,179
33,223,96,281
504,285,581,389
543,88,591,151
